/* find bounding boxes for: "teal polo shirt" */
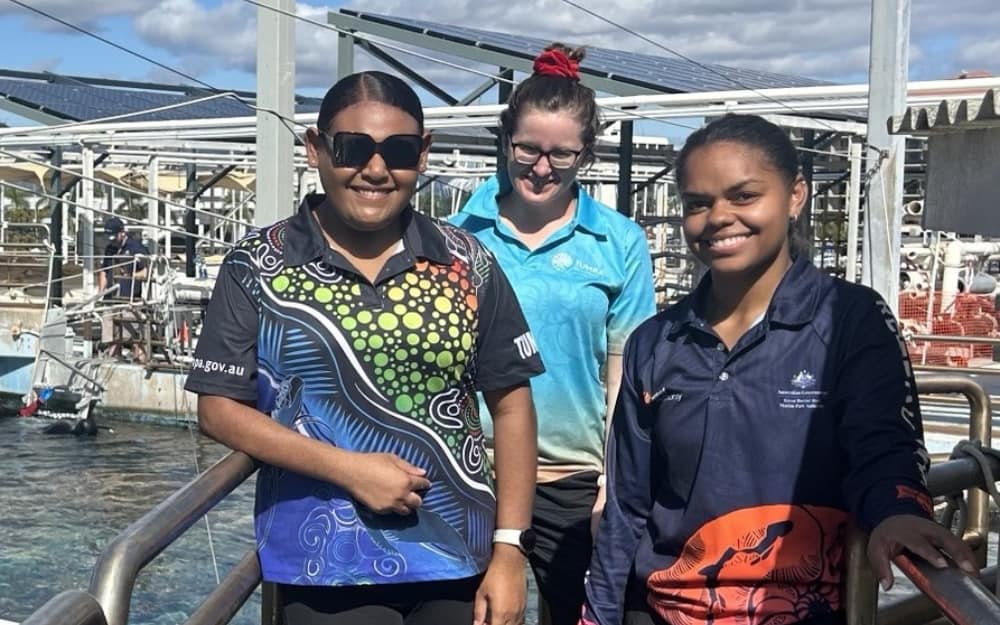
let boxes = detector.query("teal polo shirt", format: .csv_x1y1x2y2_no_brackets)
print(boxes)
451,176,655,472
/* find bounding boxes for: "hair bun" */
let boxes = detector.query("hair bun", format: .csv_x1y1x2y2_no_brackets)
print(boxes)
532,44,584,81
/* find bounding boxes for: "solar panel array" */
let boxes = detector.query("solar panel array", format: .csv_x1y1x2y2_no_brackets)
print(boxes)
0,12,827,125
343,11,829,93
0,78,321,123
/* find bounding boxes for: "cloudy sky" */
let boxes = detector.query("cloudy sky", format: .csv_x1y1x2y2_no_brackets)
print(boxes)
0,0,997,133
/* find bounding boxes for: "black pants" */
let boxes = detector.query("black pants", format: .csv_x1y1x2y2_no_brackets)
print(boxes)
529,471,600,625
279,576,481,625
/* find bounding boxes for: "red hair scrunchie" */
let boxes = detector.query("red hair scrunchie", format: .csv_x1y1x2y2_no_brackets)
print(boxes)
533,49,581,81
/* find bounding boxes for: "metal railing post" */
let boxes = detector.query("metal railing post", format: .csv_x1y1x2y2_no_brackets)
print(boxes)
917,376,992,566
87,452,257,625
846,375,994,625
845,526,878,625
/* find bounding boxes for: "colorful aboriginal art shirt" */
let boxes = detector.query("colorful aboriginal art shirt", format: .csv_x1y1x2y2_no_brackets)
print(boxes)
584,257,933,625
185,195,544,586
452,176,655,473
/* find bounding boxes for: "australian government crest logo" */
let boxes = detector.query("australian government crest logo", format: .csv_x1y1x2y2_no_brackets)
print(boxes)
779,369,825,409
790,370,817,390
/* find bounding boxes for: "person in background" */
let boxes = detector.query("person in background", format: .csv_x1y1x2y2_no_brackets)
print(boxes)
98,216,148,299
583,113,977,625
98,216,150,363
186,70,543,625
451,43,655,625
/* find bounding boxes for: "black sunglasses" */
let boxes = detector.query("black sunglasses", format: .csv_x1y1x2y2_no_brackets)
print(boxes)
321,131,425,170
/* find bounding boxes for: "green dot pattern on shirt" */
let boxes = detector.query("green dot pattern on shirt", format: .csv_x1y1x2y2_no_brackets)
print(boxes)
270,258,483,422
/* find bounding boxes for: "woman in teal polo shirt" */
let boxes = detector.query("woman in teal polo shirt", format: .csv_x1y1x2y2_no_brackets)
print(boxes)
187,71,543,625
451,43,656,625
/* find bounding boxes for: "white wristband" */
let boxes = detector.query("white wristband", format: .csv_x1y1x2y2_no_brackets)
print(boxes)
493,529,522,547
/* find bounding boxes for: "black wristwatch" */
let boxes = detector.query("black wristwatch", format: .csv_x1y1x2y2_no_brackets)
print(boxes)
493,528,537,555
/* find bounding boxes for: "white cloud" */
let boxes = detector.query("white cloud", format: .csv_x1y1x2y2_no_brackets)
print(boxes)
133,0,258,73
0,0,146,30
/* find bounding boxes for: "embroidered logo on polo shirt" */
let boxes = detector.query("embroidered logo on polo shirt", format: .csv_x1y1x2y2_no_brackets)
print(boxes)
551,252,573,271
550,251,604,277
778,369,826,410
643,387,683,405
513,331,539,359
790,370,817,390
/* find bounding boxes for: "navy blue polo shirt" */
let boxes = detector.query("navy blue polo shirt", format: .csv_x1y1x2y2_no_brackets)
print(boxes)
585,256,932,625
185,194,544,586
101,236,149,298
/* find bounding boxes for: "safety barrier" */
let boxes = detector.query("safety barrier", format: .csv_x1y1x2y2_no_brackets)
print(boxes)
17,376,1000,625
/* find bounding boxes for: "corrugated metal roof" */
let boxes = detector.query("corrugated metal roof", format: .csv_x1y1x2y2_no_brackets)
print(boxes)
889,88,1000,135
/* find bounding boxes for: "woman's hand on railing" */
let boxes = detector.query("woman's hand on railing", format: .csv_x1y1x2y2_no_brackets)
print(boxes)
892,550,1000,625
867,514,978,590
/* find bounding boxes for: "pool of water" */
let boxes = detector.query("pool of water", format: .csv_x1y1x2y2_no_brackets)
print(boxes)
0,416,540,625
0,416,259,625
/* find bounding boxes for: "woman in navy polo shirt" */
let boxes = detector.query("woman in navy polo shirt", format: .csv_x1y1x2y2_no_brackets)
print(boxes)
452,43,655,625
583,114,976,625
186,72,543,625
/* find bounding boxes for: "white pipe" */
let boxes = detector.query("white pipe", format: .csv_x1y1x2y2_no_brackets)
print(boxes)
147,155,159,255
422,76,1000,118
961,242,1000,256
937,241,1000,311
0,77,996,141
941,239,963,313
845,141,862,283
902,244,933,261
81,147,95,296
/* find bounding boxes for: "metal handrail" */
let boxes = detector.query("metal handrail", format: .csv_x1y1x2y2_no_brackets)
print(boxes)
910,334,1000,345
87,451,258,625
20,590,107,625
918,376,992,563
892,555,1000,624
881,566,998,625
17,377,1000,625
845,375,995,625
183,551,262,625
846,454,1000,625
915,364,1000,376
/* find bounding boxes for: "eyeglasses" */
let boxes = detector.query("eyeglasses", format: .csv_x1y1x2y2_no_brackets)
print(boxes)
508,137,585,169
321,131,425,170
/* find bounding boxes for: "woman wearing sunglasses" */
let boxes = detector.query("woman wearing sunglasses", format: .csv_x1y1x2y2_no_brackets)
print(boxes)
186,71,543,625
451,44,656,625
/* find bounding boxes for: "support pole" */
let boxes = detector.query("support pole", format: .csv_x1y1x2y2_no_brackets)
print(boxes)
147,155,159,255
800,129,815,259
337,30,355,80
846,140,862,283
81,147,95,296
863,0,910,312
495,68,514,178
616,121,634,217
50,147,63,307
185,164,198,278
255,0,296,227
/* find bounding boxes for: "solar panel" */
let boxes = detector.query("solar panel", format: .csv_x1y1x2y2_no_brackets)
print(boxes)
341,10,829,93
0,78,321,123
